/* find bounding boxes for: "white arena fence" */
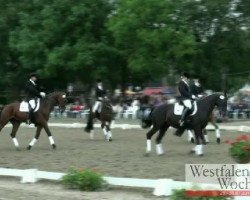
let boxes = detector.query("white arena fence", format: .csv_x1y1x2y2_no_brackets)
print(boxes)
4,122,250,132
0,167,247,199
0,167,222,197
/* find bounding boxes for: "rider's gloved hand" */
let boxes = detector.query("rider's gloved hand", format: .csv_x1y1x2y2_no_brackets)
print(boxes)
191,95,196,100
40,92,46,98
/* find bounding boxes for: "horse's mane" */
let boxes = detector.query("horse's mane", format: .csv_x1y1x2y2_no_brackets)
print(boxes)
42,91,65,104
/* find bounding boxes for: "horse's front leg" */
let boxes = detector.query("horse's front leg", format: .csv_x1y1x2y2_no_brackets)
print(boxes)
100,121,111,141
27,126,43,150
43,124,56,149
155,125,169,155
192,127,204,156
203,129,209,144
187,129,195,143
211,121,221,144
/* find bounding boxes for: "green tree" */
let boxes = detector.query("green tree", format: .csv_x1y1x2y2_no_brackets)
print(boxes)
9,0,118,90
107,0,197,86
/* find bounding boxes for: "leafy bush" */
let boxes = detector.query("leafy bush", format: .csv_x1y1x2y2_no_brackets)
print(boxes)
61,167,107,191
224,134,250,163
170,189,231,200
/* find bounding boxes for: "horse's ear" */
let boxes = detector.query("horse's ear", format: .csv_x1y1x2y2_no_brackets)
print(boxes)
223,89,227,98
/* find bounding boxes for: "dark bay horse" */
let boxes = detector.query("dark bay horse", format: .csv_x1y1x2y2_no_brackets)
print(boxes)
0,92,67,150
84,98,114,141
142,93,227,156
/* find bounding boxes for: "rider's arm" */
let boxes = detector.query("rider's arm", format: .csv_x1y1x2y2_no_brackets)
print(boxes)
25,82,42,98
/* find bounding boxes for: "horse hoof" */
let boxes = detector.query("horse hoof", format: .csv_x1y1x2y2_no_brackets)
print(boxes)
197,154,204,157
27,145,32,150
52,144,56,149
108,137,112,142
144,152,150,157
84,128,90,133
189,150,195,154
190,138,194,143
217,138,221,144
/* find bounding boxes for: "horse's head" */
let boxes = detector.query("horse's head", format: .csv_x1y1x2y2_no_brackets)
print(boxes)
54,92,68,112
215,93,228,117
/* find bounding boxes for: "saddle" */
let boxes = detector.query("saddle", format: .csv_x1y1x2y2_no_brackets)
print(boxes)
19,99,40,112
173,101,197,116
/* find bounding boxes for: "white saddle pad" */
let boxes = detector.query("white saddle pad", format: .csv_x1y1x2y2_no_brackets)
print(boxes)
173,102,197,116
19,99,40,112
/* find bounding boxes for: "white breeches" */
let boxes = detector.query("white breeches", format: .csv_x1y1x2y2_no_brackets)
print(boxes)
29,99,36,109
93,101,101,112
183,99,192,109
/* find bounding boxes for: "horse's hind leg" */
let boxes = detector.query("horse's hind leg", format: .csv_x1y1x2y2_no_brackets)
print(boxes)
155,125,169,155
105,122,112,142
43,124,56,149
27,126,42,150
10,121,21,150
145,126,159,156
192,127,204,156
85,112,94,133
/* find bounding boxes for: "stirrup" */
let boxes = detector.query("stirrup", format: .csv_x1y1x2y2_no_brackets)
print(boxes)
179,120,185,127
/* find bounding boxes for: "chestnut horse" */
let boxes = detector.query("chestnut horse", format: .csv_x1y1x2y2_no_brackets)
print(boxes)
0,91,67,150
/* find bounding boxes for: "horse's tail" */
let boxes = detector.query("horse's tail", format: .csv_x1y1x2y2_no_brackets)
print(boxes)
140,105,153,129
0,104,4,116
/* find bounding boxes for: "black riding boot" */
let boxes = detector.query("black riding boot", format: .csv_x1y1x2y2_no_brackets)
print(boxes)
174,107,190,137
28,109,35,124
179,107,190,126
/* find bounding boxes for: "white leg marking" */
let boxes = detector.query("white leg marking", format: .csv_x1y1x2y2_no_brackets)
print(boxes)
107,131,112,140
215,129,220,138
48,136,55,145
12,138,19,147
146,139,151,152
29,138,37,146
102,128,108,136
156,144,164,155
187,130,194,141
195,145,203,155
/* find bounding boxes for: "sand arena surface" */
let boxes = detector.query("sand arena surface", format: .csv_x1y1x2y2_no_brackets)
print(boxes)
0,120,246,199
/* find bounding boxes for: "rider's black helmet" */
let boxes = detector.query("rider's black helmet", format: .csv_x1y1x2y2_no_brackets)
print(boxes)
29,73,38,79
96,79,102,83
181,71,190,78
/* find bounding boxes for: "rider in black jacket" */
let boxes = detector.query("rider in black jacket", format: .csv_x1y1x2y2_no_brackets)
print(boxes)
92,79,106,114
24,73,46,124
